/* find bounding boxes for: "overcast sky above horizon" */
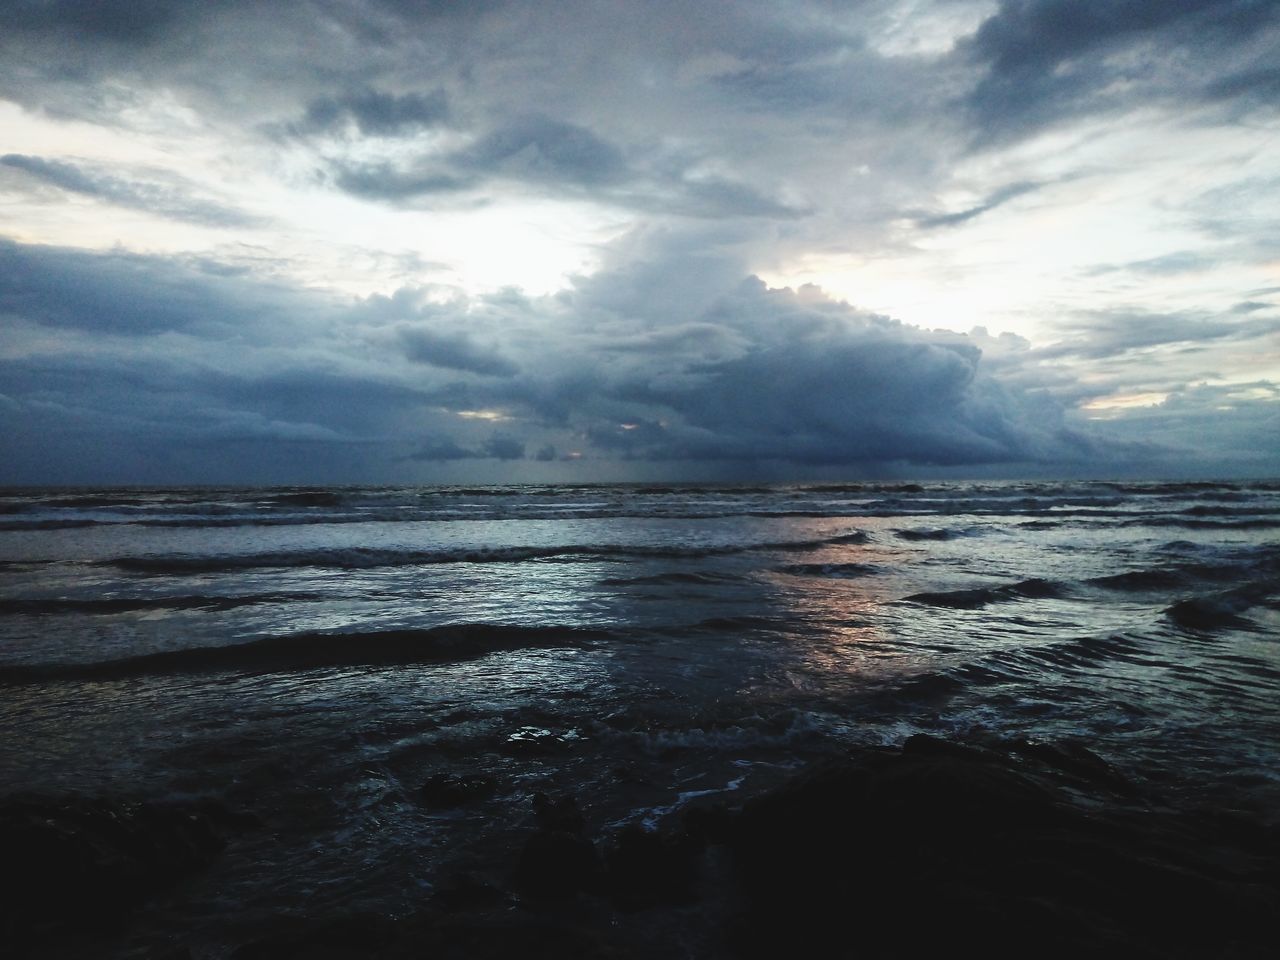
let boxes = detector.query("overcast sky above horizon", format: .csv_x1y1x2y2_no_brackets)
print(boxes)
1,0,1277,484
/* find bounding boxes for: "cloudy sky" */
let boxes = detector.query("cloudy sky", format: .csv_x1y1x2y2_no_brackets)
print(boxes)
1,0,1277,484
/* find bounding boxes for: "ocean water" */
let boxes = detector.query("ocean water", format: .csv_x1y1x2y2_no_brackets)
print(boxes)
2,481,1278,953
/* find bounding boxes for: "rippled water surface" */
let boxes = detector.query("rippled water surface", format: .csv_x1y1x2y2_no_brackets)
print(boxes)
2,481,1278,955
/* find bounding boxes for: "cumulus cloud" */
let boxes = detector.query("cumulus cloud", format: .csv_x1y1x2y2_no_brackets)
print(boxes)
511,276,1102,467
0,234,1127,482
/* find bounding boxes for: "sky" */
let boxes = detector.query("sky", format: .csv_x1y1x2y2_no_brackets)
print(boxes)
1,0,1277,485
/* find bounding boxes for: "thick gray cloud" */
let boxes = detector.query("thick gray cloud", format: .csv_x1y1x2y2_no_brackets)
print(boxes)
2,232,1276,482
0,236,1127,482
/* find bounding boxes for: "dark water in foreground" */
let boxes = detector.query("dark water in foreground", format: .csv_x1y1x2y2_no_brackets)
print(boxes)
2,481,1278,956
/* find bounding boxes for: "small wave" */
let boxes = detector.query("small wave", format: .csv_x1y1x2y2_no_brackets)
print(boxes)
99,545,631,573
1018,633,1148,670
1088,570,1191,592
826,531,873,545
598,571,745,587
0,593,317,616
0,519,103,531
1165,593,1261,632
903,578,1063,609
1099,481,1240,495
99,531,875,574
759,530,872,553
42,495,150,508
894,528,954,541
262,491,345,507
776,562,882,579
882,672,963,703
1123,517,1280,530
0,623,610,685
685,616,785,634
1180,504,1280,518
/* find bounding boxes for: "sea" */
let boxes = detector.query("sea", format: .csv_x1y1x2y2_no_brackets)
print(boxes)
2,480,1278,954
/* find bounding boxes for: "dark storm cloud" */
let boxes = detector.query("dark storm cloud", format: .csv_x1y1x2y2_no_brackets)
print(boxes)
970,0,1269,75
0,0,182,44
291,87,450,138
320,116,628,203
484,436,525,460
537,278,1096,467
456,116,625,187
331,164,475,200
0,238,300,335
0,236,1122,482
325,116,626,203
913,180,1043,229
399,326,519,377
665,176,807,220
963,0,1280,138
0,154,261,226
325,113,802,219
406,438,477,461
1205,66,1280,107
408,435,524,461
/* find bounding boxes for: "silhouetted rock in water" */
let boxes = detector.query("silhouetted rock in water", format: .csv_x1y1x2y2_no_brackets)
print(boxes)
392,909,624,960
513,793,601,899
905,577,1064,609
603,825,700,911
266,491,344,507
99,740,1280,959
0,795,232,957
714,736,1280,958
231,914,397,960
1165,592,1257,631
895,527,953,541
416,773,496,809
430,872,508,910
531,791,586,834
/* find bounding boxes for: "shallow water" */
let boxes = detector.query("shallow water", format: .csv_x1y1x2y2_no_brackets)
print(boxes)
1,480,1277,956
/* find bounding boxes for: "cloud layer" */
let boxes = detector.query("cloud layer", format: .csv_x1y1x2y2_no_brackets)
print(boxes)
0,1,1277,481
